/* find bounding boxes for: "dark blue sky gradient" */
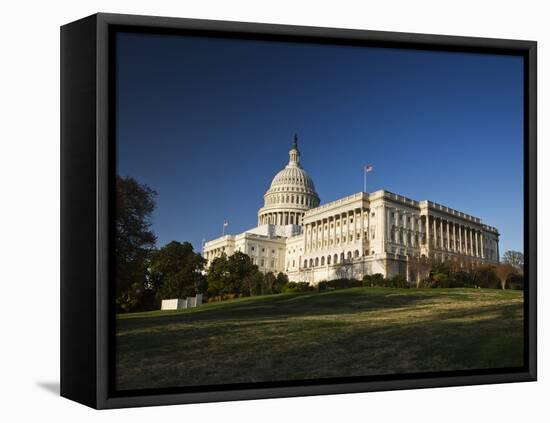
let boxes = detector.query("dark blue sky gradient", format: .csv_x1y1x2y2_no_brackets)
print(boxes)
116,32,524,255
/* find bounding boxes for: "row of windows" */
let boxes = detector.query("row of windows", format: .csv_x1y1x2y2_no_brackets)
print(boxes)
307,230,376,246
302,250,370,268
255,258,276,268
250,246,276,255
271,186,309,193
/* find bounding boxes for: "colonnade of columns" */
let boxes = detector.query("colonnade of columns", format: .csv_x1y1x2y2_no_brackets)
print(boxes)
259,211,305,226
304,207,368,253
423,215,485,258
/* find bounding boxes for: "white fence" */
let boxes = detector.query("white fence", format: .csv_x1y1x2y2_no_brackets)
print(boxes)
161,294,203,310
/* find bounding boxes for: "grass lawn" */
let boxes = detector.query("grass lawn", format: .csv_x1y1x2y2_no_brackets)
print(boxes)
116,287,524,391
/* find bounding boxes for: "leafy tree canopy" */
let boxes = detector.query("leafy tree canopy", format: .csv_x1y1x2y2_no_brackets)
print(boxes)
115,176,157,312
151,241,206,300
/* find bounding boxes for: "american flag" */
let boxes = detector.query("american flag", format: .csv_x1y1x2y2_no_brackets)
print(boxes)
364,165,373,173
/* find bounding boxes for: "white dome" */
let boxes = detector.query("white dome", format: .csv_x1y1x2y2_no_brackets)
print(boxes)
257,136,320,226
270,165,317,193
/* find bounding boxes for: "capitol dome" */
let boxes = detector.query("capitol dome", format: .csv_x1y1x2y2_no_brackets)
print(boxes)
258,136,320,226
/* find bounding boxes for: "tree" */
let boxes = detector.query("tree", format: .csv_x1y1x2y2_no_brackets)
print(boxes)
263,272,276,294
408,255,432,287
207,253,231,300
274,272,289,293
227,252,261,296
243,271,264,297
150,241,206,300
206,251,262,299
115,176,157,312
502,250,524,272
334,258,353,279
495,263,518,290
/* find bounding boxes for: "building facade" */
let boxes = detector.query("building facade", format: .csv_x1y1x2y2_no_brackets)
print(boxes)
203,139,500,284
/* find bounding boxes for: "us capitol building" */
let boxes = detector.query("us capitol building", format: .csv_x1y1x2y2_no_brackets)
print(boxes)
203,138,500,284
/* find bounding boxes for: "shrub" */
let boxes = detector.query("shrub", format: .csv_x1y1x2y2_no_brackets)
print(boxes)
363,273,385,287
282,281,314,293
318,278,361,292
508,273,524,290
386,275,409,288
474,266,500,289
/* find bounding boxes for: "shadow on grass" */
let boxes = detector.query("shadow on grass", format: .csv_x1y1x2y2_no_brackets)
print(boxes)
117,288,480,331
115,289,524,391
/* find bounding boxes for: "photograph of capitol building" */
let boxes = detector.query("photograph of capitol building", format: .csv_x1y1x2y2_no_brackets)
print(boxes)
203,137,500,284
112,30,526,392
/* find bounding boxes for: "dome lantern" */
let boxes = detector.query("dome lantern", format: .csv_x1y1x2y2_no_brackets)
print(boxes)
289,134,300,166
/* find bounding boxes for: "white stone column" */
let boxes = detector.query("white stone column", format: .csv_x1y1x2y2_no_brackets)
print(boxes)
458,225,463,254
480,232,485,258
439,218,444,249
304,223,308,252
469,228,474,256
386,208,395,242
432,216,437,249
425,215,430,248
446,220,451,250
353,209,357,242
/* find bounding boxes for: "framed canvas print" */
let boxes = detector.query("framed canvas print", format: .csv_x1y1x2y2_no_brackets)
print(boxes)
60,13,537,409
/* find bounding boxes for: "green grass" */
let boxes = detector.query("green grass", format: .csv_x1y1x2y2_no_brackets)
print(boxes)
116,287,524,391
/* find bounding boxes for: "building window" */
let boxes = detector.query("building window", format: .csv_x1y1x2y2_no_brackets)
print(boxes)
261,259,265,267
271,260,274,268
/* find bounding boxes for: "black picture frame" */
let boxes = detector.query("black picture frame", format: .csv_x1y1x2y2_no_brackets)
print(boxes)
60,12,537,409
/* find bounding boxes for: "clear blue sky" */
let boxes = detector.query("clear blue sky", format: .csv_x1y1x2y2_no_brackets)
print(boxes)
116,31,524,255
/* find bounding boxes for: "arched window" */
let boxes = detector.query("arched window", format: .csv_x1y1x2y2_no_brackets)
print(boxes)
303,260,308,268
315,257,319,266
309,258,313,267
327,255,331,265
354,250,359,258
347,251,352,260
321,256,325,265
340,252,345,261
333,254,338,264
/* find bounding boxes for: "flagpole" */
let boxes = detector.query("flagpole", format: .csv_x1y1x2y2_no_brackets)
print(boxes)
364,167,367,193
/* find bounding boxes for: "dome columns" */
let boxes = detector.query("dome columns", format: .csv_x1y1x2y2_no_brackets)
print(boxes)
258,210,306,226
